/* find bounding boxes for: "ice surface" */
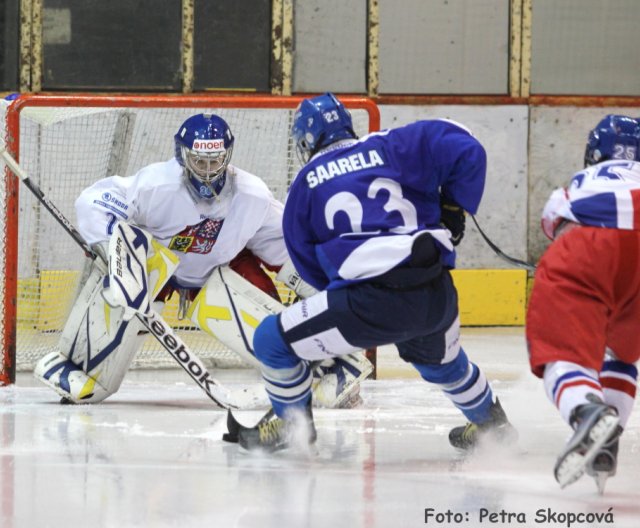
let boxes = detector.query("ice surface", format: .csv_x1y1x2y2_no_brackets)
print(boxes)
1,328,638,528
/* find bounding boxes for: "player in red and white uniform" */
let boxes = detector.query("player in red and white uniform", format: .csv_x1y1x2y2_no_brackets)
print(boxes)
34,113,371,407
526,114,640,493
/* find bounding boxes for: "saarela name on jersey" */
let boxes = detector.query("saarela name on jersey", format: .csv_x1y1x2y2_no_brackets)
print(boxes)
306,149,385,189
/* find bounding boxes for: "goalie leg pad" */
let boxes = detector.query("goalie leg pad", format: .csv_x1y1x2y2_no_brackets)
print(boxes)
34,226,176,403
34,351,111,404
188,266,374,409
188,266,285,368
34,301,149,404
312,352,374,409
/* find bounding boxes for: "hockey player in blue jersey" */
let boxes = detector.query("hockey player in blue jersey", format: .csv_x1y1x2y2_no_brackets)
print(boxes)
229,93,517,452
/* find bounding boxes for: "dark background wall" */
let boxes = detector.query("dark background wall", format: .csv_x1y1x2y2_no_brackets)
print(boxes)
194,0,271,91
3,0,640,96
41,0,183,90
1,0,19,91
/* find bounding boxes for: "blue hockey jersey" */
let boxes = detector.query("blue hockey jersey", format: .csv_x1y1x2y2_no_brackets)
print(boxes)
283,119,487,290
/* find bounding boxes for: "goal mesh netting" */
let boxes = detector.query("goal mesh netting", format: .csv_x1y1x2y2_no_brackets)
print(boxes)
0,95,379,384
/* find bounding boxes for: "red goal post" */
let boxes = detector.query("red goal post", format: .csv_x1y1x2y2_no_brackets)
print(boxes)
0,94,380,385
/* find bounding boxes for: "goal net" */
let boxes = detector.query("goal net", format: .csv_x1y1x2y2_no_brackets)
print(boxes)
0,94,380,384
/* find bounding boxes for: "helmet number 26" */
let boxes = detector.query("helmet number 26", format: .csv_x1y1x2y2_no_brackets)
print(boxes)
613,144,637,161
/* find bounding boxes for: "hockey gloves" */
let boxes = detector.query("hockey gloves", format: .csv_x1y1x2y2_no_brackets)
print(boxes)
440,196,466,246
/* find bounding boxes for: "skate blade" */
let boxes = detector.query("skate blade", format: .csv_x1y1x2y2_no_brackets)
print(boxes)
555,413,620,489
594,472,609,495
556,452,586,488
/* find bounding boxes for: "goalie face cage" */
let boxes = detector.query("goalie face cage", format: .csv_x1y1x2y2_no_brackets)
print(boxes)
0,94,380,385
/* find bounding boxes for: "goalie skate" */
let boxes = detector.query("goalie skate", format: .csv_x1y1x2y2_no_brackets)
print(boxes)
554,399,620,492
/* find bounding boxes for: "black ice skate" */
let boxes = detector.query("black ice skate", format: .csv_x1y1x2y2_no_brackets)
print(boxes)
224,404,317,453
448,398,518,451
554,397,620,492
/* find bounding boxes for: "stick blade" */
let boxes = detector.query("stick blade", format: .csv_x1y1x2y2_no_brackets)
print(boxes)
222,410,241,443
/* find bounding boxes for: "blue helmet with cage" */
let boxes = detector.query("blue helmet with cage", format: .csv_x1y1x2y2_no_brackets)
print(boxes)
291,93,356,163
175,113,235,199
584,114,640,167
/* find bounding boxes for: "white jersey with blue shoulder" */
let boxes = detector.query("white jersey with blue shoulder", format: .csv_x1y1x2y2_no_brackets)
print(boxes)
283,119,487,290
75,159,288,288
541,160,640,239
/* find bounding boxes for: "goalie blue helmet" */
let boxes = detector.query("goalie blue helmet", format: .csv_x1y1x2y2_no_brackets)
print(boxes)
291,92,356,163
175,113,234,199
584,114,640,167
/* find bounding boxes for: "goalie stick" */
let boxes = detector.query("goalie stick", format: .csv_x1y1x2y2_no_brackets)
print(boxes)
0,142,263,410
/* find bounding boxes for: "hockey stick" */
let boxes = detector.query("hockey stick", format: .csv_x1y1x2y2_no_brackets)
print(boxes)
1,143,264,410
222,407,275,443
470,214,537,272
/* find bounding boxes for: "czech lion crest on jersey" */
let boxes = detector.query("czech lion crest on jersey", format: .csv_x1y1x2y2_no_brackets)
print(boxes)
169,218,223,254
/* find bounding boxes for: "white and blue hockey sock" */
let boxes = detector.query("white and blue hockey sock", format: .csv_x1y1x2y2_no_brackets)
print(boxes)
261,362,313,417
439,362,494,423
254,315,312,417
413,349,494,424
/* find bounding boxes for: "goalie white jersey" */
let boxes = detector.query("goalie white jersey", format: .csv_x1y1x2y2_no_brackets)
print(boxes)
75,158,288,288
